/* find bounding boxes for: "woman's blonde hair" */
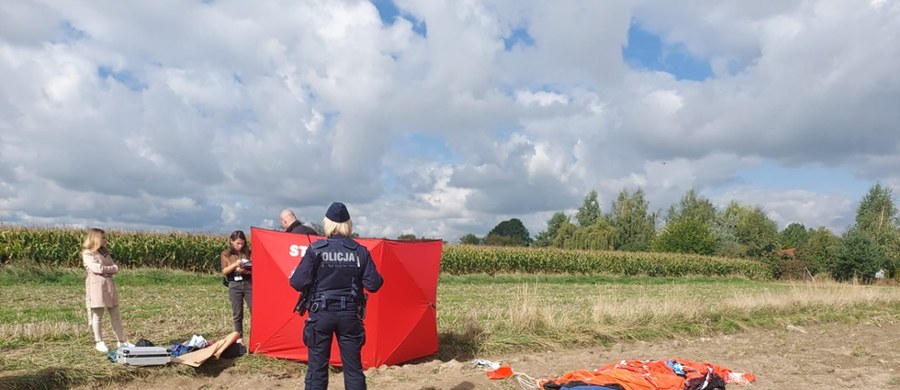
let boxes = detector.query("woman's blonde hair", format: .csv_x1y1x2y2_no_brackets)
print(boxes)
323,217,353,237
82,228,106,252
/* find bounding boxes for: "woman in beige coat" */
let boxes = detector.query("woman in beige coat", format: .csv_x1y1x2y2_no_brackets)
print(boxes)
83,228,132,353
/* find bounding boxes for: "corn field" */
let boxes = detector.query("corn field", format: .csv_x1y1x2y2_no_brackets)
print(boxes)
442,245,772,279
1,226,771,279
0,226,225,272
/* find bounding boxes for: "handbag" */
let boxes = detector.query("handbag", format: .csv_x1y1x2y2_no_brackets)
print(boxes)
222,276,229,287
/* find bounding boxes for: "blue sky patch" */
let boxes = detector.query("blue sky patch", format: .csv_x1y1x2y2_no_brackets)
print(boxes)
622,22,712,81
409,133,454,163
59,20,87,41
408,17,427,37
393,133,455,164
379,132,454,194
371,0,399,24
322,111,340,130
490,126,522,144
735,161,870,200
504,27,535,51
228,108,258,125
97,66,147,91
371,0,427,37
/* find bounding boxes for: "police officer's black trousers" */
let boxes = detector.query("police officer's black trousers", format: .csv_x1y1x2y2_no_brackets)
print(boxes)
303,309,366,390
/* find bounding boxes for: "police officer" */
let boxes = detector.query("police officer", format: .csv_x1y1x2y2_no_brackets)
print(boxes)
289,202,383,390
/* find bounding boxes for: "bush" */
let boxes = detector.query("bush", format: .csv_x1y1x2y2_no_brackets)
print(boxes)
780,258,814,280
832,229,885,283
652,218,718,255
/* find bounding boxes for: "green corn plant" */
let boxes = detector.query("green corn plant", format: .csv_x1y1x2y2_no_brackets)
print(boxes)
442,245,771,279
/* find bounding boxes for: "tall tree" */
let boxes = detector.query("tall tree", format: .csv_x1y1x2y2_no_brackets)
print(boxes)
559,219,616,251
553,220,578,248
458,233,481,245
854,183,900,277
533,212,569,247
576,190,602,227
712,201,747,257
652,217,718,255
608,188,657,251
654,189,718,255
735,206,780,259
832,228,885,283
855,183,899,244
779,222,810,249
664,189,716,224
711,201,779,261
796,227,841,275
485,218,531,246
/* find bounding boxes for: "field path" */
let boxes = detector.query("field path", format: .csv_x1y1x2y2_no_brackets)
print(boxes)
99,318,900,389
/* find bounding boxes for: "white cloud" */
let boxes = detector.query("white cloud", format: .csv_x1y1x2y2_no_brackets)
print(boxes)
1,0,897,241
516,90,568,107
715,187,855,232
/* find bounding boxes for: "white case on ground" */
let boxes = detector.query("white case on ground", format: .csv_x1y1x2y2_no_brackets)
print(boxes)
116,346,171,366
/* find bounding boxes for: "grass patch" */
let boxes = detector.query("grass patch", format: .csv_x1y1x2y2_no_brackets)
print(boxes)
436,275,900,355
438,273,761,286
2,268,900,388
0,261,218,287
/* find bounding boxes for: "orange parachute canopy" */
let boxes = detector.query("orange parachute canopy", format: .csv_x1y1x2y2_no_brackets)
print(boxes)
538,358,755,390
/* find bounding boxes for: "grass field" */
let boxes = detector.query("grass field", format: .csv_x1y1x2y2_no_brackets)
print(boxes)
2,264,900,389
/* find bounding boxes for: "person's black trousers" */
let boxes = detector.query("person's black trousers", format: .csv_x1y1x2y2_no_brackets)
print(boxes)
304,308,366,390
227,279,252,337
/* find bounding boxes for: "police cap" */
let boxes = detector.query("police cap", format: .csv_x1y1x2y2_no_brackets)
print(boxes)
325,202,351,223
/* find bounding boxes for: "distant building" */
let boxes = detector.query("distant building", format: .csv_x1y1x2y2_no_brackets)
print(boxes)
778,248,796,259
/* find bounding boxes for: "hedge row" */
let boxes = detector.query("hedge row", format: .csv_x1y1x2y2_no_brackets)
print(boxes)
1,226,771,279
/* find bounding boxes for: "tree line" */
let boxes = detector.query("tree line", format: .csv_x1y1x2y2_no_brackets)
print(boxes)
457,184,900,283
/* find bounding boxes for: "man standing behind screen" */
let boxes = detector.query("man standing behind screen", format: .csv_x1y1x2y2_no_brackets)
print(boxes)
280,209,318,235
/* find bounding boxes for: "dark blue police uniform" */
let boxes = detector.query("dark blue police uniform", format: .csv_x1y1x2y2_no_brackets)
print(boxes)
289,235,383,390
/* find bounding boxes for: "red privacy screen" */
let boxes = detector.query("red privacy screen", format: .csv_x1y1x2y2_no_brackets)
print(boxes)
247,227,442,368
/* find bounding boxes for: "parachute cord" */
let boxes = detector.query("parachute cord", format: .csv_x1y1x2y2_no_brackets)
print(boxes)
515,372,540,389
473,359,541,389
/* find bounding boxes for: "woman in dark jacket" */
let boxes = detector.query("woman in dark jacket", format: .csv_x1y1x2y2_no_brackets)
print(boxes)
221,230,252,342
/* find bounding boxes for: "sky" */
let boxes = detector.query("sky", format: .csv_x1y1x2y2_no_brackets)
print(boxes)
1,0,899,241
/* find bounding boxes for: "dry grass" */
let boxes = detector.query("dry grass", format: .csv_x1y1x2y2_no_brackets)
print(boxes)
438,276,900,353
2,269,900,388
0,322,82,341
589,282,900,322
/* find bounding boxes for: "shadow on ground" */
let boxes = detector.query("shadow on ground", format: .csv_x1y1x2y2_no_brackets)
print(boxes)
192,356,237,377
0,367,78,390
434,322,486,362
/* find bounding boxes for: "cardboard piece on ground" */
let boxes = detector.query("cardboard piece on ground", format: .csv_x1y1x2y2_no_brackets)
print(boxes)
214,331,241,359
172,332,240,367
172,343,217,367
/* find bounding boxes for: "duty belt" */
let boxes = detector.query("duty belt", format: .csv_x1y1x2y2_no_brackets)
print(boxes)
310,297,358,312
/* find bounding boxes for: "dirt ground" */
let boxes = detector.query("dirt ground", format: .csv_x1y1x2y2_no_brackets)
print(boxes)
108,318,900,390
